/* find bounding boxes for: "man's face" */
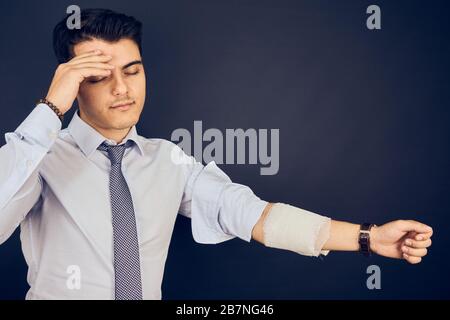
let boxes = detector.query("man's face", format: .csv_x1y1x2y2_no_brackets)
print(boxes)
73,38,146,134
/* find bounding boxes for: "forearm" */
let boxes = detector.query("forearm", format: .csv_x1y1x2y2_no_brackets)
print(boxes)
252,203,432,263
321,220,361,251
253,206,361,251
253,203,369,252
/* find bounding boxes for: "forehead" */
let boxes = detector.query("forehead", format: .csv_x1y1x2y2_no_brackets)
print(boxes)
73,38,141,65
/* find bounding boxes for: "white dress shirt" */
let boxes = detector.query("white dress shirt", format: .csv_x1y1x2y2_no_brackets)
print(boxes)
0,104,327,299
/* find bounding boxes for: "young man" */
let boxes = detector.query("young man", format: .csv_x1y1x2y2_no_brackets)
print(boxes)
0,8,433,300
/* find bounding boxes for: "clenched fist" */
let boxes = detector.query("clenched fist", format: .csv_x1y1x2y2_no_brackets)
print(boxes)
370,220,433,264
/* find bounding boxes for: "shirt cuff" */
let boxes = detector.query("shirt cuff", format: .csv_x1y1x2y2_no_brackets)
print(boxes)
14,103,62,150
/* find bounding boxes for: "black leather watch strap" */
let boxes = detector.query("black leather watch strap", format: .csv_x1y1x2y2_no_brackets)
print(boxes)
359,223,374,257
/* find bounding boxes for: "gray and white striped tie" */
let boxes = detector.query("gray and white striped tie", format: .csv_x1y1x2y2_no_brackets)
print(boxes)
98,141,143,300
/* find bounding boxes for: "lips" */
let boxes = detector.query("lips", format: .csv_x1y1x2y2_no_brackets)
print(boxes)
111,100,135,110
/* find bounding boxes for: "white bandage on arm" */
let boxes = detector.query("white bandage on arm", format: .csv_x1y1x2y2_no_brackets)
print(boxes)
262,203,332,257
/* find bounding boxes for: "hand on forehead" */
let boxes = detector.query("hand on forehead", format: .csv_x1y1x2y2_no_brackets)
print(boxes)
73,38,141,66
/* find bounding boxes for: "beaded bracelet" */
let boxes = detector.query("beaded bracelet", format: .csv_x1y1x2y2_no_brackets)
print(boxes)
37,98,64,122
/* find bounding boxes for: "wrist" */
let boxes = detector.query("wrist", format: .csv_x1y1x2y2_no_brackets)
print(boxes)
45,92,73,114
369,225,379,254
39,97,65,121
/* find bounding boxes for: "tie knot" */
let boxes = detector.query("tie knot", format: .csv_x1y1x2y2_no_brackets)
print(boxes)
98,141,133,165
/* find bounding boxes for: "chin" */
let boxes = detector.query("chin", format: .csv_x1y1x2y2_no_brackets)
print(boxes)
104,108,141,128
113,118,138,129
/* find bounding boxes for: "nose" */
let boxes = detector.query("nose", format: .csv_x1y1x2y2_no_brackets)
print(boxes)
111,72,128,96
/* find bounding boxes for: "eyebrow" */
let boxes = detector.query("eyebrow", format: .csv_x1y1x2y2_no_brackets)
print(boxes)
121,60,143,70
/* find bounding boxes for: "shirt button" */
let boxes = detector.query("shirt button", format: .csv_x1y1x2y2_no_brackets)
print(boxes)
26,160,33,168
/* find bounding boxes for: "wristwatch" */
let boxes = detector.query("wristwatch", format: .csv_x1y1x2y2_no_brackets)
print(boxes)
359,223,375,257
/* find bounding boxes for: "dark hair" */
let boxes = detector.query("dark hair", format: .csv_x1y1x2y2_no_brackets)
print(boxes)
53,8,142,63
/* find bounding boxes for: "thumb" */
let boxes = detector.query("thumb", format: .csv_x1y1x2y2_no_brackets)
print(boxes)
397,220,433,234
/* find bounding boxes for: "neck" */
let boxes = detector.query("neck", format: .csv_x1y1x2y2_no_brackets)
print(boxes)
96,127,131,144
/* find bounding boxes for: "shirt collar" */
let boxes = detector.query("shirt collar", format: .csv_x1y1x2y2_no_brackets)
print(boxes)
68,109,145,158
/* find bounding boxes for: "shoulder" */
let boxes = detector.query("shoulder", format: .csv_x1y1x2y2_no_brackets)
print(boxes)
137,136,182,154
137,136,198,166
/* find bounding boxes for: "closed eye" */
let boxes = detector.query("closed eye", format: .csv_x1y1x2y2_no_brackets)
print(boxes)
86,70,140,84
87,77,106,83
125,71,140,76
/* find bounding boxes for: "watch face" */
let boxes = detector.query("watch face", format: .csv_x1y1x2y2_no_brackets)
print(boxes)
359,231,371,256
360,233,370,241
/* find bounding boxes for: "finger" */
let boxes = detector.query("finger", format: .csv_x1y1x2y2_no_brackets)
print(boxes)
68,54,113,66
402,246,428,257
414,230,433,241
404,238,432,249
398,220,433,234
72,62,115,70
78,68,112,79
403,253,422,264
70,50,103,62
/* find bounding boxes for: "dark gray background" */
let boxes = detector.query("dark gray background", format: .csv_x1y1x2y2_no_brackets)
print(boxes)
0,0,449,299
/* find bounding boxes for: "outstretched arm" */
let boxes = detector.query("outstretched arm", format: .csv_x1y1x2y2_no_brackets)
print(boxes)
252,203,433,264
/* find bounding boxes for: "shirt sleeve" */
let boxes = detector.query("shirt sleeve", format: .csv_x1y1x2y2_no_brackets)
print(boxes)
179,161,268,244
0,104,61,244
